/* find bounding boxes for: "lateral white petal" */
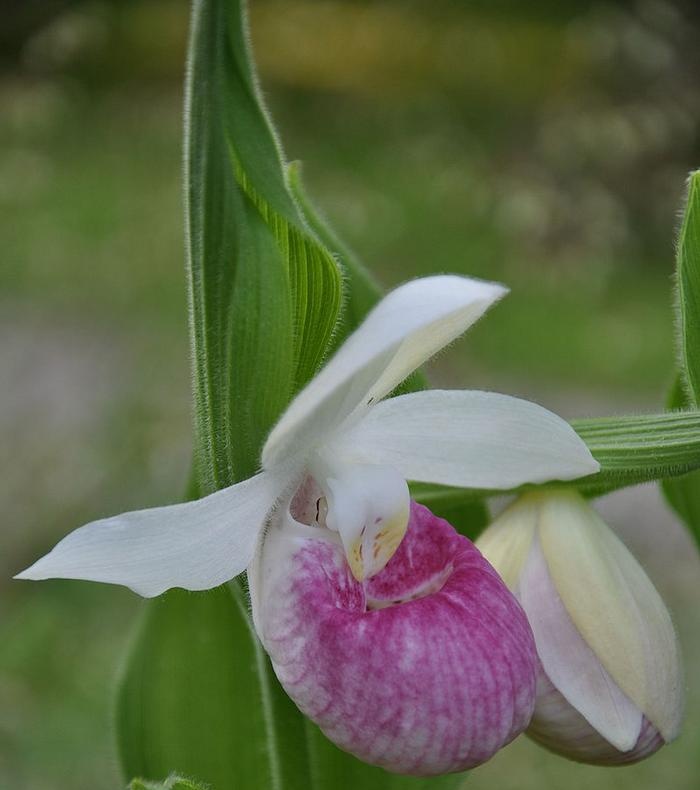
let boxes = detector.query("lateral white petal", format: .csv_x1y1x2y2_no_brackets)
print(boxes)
329,390,599,489
15,470,289,597
519,534,643,752
262,275,506,468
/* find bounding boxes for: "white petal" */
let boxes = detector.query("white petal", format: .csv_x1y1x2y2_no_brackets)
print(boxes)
15,470,290,597
262,275,506,468
328,390,599,490
539,492,684,742
519,532,643,752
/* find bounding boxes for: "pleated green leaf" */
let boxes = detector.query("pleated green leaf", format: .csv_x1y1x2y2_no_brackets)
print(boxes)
676,171,700,405
287,163,383,347
664,173,700,548
571,410,700,496
186,0,342,491
662,378,700,549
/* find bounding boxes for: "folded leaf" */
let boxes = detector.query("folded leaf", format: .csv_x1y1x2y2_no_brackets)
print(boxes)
186,0,342,490
661,377,700,546
665,173,700,547
676,171,700,404
572,411,700,496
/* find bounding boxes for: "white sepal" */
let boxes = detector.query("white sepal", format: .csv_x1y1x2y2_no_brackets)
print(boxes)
262,275,506,469
329,390,599,490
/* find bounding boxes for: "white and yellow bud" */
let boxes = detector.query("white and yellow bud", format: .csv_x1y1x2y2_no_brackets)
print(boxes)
477,490,683,765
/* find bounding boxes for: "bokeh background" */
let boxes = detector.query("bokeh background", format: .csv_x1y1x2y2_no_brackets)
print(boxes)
2,0,700,787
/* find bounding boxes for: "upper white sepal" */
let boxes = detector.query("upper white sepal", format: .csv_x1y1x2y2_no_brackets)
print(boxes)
262,275,507,469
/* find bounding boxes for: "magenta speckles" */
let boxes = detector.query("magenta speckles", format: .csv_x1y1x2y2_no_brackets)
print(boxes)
256,502,538,775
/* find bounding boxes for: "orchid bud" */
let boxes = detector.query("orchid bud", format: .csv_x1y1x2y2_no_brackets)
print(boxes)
250,495,538,776
477,490,684,765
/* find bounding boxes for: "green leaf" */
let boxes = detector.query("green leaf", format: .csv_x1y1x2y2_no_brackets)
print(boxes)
224,194,296,480
571,411,700,495
661,377,700,546
287,162,383,344
666,174,700,548
676,171,700,405
663,464,700,547
128,775,210,790
117,585,313,790
186,0,342,491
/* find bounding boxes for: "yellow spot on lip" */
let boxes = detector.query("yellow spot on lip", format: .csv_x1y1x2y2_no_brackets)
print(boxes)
346,507,409,582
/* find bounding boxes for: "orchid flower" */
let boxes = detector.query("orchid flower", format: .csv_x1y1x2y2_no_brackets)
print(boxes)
477,490,684,766
17,274,599,774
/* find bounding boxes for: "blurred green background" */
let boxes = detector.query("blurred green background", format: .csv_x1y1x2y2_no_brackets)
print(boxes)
2,0,700,787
